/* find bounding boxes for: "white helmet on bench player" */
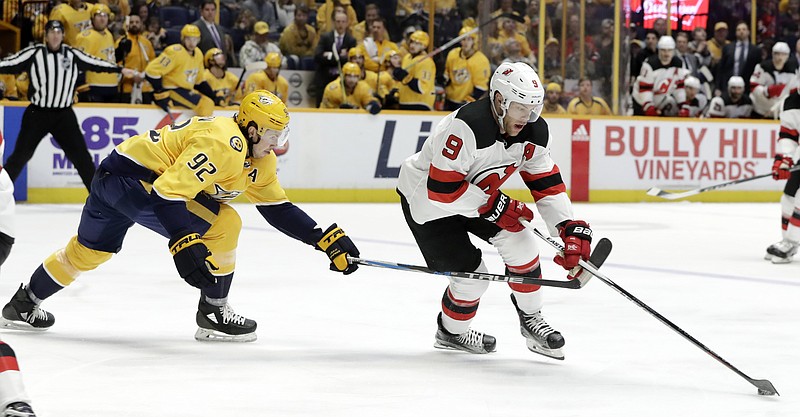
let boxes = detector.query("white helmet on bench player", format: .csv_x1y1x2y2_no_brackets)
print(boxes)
489,62,545,133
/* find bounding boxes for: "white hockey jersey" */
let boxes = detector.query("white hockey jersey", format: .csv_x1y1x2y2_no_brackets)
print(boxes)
633,55,689,115
396,98,574,236
679,94,708,118
749,59,798,117
706,95,753,118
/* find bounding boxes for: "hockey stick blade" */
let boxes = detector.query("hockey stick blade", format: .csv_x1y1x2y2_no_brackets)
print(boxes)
647,165,800,200
348,257,583,289
522,222,779,396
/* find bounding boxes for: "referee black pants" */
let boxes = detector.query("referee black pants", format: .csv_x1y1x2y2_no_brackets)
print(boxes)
4,105,95,191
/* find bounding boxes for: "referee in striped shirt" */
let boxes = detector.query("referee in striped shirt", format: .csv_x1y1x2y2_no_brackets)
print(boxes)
0,20,133,191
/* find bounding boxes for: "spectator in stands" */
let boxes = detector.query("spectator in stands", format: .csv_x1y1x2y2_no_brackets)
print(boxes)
653,17,667,37
363,18,398,72
497,16,532,61
542,37,561,83
145,15,166,54
690,26,711,67
353,3,381,43
242,52,288,101
145,24,217,117
442,26,490,111
241,0,277,30
75,4,117,103
393,30,435,111
706,75,753,118
273,0,294,32
631,30,657,81
678,76,708,117
320,61,381,114
567,78,612,115
502,38,534,67
231,9,258,52
708,22,729,66
49,0,91,46
278,5,317,68
203,47,239,106
240,21,281,69
317,0,357,35
542,82,566,114
115,13,155,104
676,32,701,78
194,0,230,56
136,1,149,24
314,10,356,107
718,22,761,94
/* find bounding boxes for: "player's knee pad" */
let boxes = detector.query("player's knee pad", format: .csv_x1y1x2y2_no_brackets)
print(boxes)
194,96,215,116
203,206,241,275
45,236,113,286
0,232,14,267
490,229,539,272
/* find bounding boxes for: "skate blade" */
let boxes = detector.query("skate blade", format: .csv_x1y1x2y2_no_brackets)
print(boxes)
525,339,564,360
433,339,492,354
0,317,50,332
194,328,257,343
770,256,793,264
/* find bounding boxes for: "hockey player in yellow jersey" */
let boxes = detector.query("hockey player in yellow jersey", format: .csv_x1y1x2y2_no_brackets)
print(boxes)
203,48,239,106
75,3,118,102
241,52,289,102
115,14,156,104
443,26,490,111
320,62,381,113
392,30,436,110
49,0,91,46
145,24,217,116
0,90,361,342
348,46,393,103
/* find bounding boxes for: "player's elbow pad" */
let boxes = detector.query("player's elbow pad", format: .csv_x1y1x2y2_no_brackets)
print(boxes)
145,73,163,92
408,78,422,94
196,82,215,100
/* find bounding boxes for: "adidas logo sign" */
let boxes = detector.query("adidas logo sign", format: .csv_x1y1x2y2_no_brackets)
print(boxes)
207,313,218,324
572,124,590,142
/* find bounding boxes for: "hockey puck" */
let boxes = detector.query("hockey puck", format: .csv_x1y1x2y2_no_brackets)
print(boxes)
757,389,775,396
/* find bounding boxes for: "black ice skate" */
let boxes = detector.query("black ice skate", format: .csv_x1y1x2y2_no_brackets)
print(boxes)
0,285,54,331
433,313,496,354
765,239,798,264
4,402,36,417
194,297,257,342
510,294,565,360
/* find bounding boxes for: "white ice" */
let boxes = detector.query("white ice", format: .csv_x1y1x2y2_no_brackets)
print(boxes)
0,202,797,417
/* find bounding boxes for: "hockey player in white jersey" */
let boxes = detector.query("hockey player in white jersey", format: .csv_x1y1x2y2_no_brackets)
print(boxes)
678,76,708,117
765,63,800,263
749,42,797,119
706,76,753,118
632,35,688,116
397,62,593,360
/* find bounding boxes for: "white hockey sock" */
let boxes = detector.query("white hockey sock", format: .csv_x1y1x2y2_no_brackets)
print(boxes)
511,289,543,314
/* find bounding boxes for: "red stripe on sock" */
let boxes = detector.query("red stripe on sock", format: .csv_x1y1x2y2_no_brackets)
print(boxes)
0,356,20,372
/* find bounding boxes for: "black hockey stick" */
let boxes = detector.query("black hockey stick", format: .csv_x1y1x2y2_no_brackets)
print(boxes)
401,12,525,71
647,165,800,200
524,222,779,396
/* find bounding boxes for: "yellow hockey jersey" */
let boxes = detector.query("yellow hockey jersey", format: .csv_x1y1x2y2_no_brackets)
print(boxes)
320,78,374,109
444,48,490,104
363,39,399,72
49,3,91,46
398,54,435,109
203,69,239,106
362,69,394,99
76,28,118,88
242,72,288,102
115,115,287,204
145,44,205,90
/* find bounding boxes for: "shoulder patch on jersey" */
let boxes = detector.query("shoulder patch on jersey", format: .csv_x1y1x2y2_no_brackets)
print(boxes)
170,45,182,52
455,98,499,149
230,136,243,152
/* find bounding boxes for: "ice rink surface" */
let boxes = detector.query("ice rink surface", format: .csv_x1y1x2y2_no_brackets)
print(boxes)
0,202,797,417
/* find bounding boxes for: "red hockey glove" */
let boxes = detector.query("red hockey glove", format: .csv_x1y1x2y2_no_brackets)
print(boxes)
767,84,786,98
678,107,690,117
478,191,534,233
772,154,794,180
555,220,592,270
644,104,659,117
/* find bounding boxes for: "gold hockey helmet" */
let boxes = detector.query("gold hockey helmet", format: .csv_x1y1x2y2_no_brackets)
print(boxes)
181,24,201,40
265,52,281,68
342,62,361,77
204,48,224,68
409,30,430,48
236,90,290,147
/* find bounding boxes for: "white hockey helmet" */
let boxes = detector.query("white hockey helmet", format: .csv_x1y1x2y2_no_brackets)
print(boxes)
657,35,676,50
728,76,745,90
773,42,791,55
684,76,701,90
489,62,545,131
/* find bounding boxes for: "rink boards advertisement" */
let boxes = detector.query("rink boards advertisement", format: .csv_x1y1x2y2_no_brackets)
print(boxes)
0,103,784,202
